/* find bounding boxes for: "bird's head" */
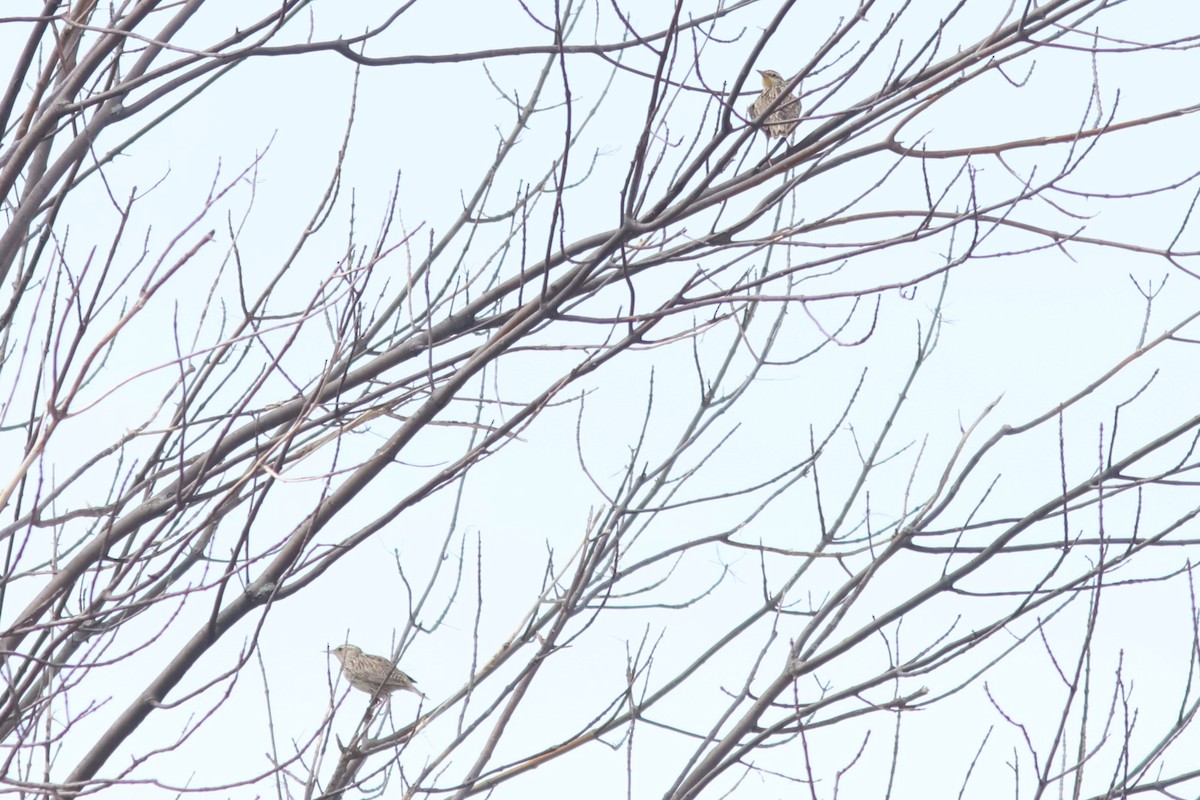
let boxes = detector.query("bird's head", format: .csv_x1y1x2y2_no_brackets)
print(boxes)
332,644,361,662
758,69,786,88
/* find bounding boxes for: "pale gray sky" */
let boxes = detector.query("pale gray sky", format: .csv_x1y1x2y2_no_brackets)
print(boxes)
4,1,1200,797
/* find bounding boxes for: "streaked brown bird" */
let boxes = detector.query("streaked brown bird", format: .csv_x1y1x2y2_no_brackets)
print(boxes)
747,69,800,139
332,644,426,699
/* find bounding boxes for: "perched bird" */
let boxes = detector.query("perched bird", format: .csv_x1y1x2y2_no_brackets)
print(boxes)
747,69,800,139
332,644,426,699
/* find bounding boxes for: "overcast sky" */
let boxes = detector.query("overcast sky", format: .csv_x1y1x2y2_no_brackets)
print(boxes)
4,1,1200,797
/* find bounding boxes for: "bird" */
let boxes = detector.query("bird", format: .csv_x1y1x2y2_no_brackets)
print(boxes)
331,644,426,700
746,69,800,139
